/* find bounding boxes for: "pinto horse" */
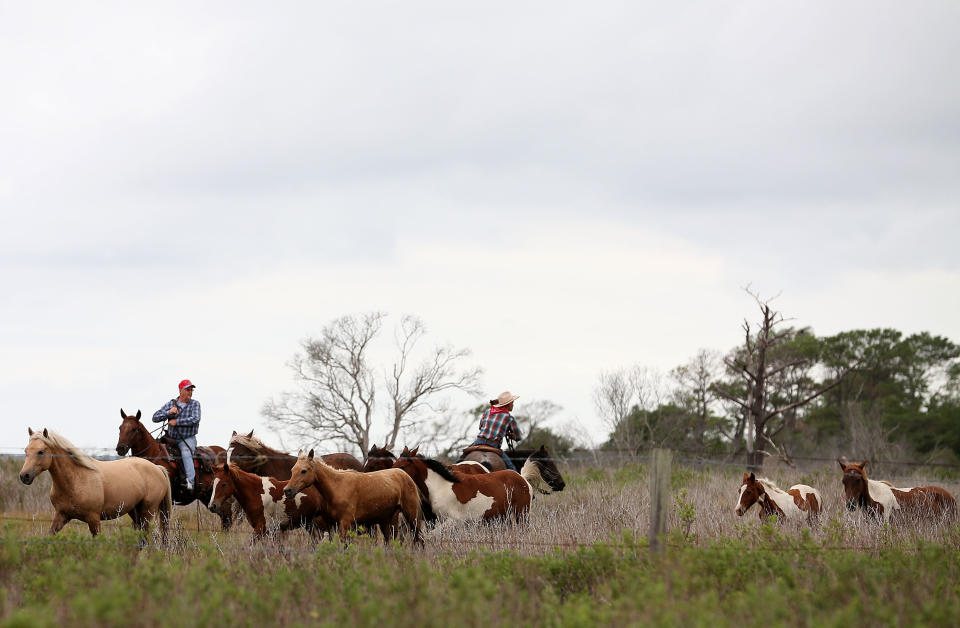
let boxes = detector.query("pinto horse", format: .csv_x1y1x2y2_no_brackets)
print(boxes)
20,428,172,540
393,448,531,523
283,449,424,544
116,409,238,529
362,444,397,472
228,430,363,479
735,473,822,522
838,459,957,523
207,452,329,541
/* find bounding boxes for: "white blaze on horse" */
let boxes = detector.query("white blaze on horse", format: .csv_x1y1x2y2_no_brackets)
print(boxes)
838,459,957,523
19,428,172,540
735,473,822,522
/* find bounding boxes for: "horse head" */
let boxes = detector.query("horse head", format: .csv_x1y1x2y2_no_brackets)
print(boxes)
227,430,269,470
525,446,566,493
116,409,144,456
207,452,238,513
362,444,396,472
284,449,317,498
20,427,53,485
735,472,766,516
838,458,871,512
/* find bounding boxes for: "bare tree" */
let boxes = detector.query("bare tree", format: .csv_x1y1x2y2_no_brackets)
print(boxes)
263,312,483,454
711,290,843,471
594,365,674,453
671,348,722,451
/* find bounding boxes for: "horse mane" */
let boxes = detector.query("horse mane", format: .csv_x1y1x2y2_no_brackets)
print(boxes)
31,430,97,471
420,456,461,484
229,433,289,457
754,477,789,496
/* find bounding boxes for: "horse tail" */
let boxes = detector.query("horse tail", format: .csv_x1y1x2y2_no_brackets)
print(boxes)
401,476,425,545
159,467,173,534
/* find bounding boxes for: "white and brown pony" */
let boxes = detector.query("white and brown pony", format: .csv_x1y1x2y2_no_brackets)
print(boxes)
207,450,329,541
735,473,822,522
283,449,424,544
838,459,956,523
20,428,172,540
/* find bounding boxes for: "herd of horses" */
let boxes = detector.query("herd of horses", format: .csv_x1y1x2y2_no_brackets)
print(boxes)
735,460,957,524
15,410,959,546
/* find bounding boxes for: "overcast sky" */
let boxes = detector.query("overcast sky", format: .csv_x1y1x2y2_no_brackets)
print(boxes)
2,2,958,456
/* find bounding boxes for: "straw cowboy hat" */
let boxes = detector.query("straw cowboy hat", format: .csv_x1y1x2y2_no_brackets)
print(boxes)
492,391,520,407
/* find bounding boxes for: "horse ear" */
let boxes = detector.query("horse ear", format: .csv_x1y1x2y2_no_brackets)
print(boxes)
120,408,126,419
837,457,847,469
539,445,548,452
742,472,749,481
410,446,419,456
28,427,34,436
859,460,868,469
136,409,141,420
748,472,756,482
247,430,254,438
232,430,237,437
307,449,315,460
43,428,49,438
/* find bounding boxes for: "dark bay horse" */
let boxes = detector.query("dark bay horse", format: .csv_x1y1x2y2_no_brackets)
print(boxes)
116,409,238,529
228,430,363,479
21,428,171,540
284,449,424,544
393,449,531,523
208,452,329,541
459,444,566,494
362,444,397,472
735,472,822,522
838,459,957,523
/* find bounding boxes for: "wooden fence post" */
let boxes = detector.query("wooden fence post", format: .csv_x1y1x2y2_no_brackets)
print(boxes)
649,448,671,555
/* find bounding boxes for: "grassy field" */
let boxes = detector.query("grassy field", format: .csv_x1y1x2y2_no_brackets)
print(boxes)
2,456,959,627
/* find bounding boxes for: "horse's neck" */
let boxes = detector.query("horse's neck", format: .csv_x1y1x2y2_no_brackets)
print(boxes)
133,424,164,458
48,450,96,491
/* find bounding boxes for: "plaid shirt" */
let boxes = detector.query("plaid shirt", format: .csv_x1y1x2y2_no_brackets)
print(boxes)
476,408,522,447
152,398,201,439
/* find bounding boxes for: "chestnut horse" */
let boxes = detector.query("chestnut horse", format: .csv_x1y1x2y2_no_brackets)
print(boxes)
284,449,424,544
207,451,329,541
228,430,363,479
735,473,822,522
362,444,397,472
838,459,957,523
392,449,531,523
20,428,172,540
115,409,238,529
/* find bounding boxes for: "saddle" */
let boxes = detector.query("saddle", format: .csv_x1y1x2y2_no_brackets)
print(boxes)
461,444,502,456
159,436,218,475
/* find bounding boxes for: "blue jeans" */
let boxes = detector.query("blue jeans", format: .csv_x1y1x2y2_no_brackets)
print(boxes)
176,436,197,485
468,438,517,472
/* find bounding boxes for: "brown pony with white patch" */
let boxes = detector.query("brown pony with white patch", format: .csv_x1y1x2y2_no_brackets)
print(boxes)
283,449,424,544
208,451,329,541
735,473,822,522
838,459,956,523
228,431,363,479
392,448,532,523
20,428,172,540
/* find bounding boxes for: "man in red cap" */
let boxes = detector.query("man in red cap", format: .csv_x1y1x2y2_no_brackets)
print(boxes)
152,379,201,491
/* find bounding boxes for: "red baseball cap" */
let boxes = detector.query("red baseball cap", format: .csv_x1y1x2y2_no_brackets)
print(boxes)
178,379,196,391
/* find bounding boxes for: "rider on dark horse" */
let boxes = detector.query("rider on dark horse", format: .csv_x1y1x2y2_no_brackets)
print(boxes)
152,378,201,492
466,391,523,471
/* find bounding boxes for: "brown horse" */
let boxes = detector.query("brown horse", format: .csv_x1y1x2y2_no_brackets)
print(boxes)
735,473,822,522
228,430,363,479
362,444,397,472
283,449,424,544
20,428,172,540
393,448,531,523
207,452,329,541
838,459,957,523
115,409,238,529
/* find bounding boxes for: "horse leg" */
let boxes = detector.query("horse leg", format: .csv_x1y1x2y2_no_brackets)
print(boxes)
48,511,69,535
83,515,102,537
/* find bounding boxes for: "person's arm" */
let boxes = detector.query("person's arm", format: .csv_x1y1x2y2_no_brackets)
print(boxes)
176,401,201,427
506,415,522,442
152,400,176,423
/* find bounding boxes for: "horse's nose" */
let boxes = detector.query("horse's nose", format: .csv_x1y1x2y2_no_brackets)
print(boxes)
283,488,294,499
557,481,566,491
116,446,128,456
735,507,743,516
209,503,218,513
19,472,32,485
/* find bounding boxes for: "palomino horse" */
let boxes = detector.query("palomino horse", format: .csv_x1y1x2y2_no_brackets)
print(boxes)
283,449,424,544
838,459,957,523
228,430,363,479
460,445,566,494
361,444,396,472
115,409,238,529
20,428,172,540
735,473,822,522
208,451,329,541
393,448,531,523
